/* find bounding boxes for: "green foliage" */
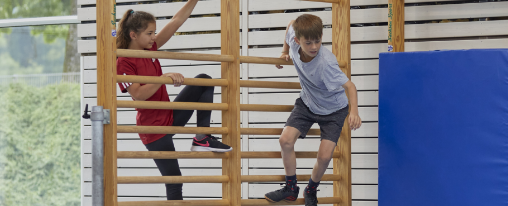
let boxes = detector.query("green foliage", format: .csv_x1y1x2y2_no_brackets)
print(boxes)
0,28,67,75
0,83,81,206
0,0,74,43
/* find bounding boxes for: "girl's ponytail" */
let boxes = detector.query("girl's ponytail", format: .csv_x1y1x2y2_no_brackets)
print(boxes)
116,9,155,49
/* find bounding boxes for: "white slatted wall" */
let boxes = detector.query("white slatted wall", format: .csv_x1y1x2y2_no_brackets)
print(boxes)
78,0,508,205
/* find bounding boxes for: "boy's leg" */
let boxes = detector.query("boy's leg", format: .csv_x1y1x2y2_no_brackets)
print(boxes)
279,126,301,176
302,139,335,206
265,126,301,202
311,139,336,182
265,98,315,202
303,105,349,206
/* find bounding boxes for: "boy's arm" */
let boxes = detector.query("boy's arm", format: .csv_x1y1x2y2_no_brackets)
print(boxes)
276,20,295,69
155,0,199,49
342,81,362,130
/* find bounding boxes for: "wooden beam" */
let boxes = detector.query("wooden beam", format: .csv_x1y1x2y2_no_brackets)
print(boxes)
116,151,339,159
241,197,341,205
240,80,301,89
241,151,340,158
333,0,352,205
117,49,235,62
96,0,117,205
117,151,230,159
240,128,321,135
241,174,341,182
240,104,294,112
221,0,242,206
117,126,228,134
117,101,295,112
388,0,405,52
303,0,340,3
239,56,293,65
117,175,229,184
117,100,229,111
118,199,229,206
117,75,229,87
239,55,347,68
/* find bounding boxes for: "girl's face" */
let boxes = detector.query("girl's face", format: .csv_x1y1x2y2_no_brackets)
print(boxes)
129,22,156,50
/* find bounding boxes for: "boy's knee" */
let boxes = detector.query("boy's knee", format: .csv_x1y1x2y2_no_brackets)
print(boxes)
279,135,295,149
196,73,212,79
317,153,332,165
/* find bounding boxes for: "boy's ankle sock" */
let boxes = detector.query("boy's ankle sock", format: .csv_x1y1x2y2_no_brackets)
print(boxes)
285,175,297,191
305,178,320,192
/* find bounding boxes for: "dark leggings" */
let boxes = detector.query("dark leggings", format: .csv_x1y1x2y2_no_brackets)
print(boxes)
144,73,214,200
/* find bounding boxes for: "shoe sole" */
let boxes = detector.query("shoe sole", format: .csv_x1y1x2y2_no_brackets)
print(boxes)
264,195,298,203
190,146,232,152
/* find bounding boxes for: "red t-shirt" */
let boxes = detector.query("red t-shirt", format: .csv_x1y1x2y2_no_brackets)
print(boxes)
117,42,174,144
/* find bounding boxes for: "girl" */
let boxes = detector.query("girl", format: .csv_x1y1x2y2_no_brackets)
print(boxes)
116,1,232,200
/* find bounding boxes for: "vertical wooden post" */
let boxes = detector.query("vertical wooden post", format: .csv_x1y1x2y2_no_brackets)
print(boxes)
388,0,405,52
221,0,241,205
332,0,351,206
96,0,118,205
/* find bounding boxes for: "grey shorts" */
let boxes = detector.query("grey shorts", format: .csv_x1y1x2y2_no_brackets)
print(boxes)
285,98,349,144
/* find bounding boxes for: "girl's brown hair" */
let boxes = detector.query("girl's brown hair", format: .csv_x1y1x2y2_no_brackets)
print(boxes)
292,14,323,41
117,9,156,49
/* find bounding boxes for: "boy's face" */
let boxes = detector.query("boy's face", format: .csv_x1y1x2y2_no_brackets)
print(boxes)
294,35,323,58
131,22,156,49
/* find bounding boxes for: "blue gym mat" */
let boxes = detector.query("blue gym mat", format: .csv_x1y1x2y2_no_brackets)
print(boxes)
378,49,508,206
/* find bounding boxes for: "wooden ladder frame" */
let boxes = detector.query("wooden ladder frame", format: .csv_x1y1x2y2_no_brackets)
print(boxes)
95,0,356,205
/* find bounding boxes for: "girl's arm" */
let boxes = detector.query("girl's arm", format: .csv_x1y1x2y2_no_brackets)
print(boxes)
126,73,184,101
155,0,199,49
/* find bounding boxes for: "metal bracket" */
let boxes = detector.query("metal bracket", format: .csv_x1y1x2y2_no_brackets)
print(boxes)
103,109,110,124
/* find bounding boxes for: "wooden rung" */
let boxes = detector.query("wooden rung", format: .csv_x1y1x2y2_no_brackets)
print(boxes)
241,174,341,182
117,151,230,159
117,100,228,111
117,75,229,87
302,0,340,3
241,197,341,205
239,56,346,68
241,152,340,158
117,101,295,112
117,49,235,62
240,80,301,89
118,175,229,184
117,126,228,134
240,104,293,112
240,128,320,135
117,151,340,159
239,56,293,65
118,199,229,206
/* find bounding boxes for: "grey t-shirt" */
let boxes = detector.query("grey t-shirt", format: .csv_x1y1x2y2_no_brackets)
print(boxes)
286,25,349,115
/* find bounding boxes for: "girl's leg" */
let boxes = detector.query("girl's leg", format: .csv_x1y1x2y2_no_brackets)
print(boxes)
172,73,231,152
172,73,214,128
144,134,183,200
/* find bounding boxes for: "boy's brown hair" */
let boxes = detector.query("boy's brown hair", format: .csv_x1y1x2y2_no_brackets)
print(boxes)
292,14,323,40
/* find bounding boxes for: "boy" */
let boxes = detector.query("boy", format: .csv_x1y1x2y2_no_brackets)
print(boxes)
264,14,362,206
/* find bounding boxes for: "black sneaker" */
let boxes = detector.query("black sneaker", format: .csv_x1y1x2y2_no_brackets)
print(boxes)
265,184,299,202
190,135,232,152
303,187,318,206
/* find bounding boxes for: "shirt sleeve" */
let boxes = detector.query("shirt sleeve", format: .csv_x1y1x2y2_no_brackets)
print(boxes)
322,61,350,92
116,59,137,93
285,25,298,49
